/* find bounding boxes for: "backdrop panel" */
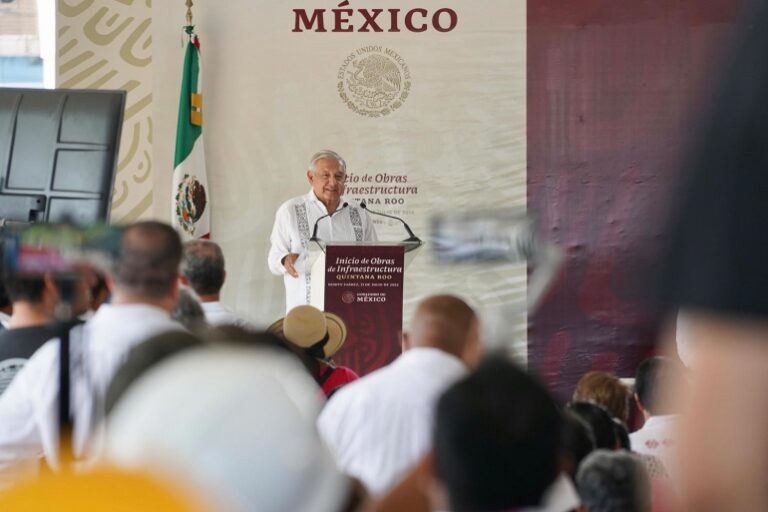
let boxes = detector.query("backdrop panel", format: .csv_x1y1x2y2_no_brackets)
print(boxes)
152,0,528,351
527,0,741,400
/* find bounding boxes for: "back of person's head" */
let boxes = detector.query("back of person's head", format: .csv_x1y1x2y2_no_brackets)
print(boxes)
576,450,651,512
171,288,208,332
562,410,597,480
5,272,94,319
4,275,47,304
89,273,110,311
566,401,618,450
406,295,480,366
434,355,563,511
0,279,11,311
613,418,631,450
114,222,182,300
106,346,351,512
573,371,631,422
634,357,674,416
180,240,225,296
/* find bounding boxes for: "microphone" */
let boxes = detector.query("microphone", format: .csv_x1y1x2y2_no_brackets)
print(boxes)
311,202,349,242
359,201,421,243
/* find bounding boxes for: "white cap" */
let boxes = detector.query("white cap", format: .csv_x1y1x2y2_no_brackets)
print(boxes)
105,346,349,512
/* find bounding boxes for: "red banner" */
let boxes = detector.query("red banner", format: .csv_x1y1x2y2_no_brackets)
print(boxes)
324,244,405,376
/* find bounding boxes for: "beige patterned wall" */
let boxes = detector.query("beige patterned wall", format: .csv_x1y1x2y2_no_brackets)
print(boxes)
56,0,153,223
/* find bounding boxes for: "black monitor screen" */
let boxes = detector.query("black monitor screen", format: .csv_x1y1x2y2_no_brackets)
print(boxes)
0,88,126,224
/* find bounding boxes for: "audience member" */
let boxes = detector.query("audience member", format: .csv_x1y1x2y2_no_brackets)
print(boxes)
0,280,11,329
105,330,205,416
270,305,359,397
171,287,208,332
80,274,110,320
562,410,597,480
0,221,184,485
573,371,631,423
567,401,618,450
105,346,362,512
613,418,631,451
576,450,651,512
180,240,246,327
432,356,579,512
658,0,768,508
317,295,481,496
0,273,91,396
630,357,678,477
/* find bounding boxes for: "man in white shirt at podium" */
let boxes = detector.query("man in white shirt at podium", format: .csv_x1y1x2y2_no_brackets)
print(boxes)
268,150,377,312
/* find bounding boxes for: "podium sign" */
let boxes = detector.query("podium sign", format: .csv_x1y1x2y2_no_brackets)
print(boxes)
324,244,405,376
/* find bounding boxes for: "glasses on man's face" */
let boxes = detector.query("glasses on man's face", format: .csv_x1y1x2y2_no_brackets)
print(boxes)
315,172,347,183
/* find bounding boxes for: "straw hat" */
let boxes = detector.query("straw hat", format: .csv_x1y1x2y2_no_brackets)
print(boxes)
268,305,348,359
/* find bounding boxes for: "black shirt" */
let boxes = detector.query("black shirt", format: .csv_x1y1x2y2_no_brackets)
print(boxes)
0,325,59,395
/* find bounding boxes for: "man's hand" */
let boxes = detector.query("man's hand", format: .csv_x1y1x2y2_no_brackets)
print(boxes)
282,253,300,278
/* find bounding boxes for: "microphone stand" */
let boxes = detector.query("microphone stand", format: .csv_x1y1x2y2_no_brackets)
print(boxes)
359,201,422,245
310,202,349,246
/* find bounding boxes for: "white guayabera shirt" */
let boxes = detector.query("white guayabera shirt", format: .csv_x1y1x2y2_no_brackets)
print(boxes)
268,189,377,312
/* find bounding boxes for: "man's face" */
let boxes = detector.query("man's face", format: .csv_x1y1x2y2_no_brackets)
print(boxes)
307,158,346,207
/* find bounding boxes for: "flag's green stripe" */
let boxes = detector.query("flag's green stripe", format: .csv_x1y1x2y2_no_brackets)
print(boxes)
173,40,202,168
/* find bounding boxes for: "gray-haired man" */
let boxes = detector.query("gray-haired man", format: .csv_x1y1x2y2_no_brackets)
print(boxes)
268,150,377,312
180,240,246,327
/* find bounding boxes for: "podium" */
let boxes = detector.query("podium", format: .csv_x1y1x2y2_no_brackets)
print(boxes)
307,240,422,376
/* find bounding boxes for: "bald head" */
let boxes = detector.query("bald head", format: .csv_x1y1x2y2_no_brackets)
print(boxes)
406,295,480,365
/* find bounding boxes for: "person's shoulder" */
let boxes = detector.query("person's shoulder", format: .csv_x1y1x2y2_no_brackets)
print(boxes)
0,326,58,356
332,365,359,382
277,193,310,211
628,426,648,446
323,368,374,406
329,363,398,404
12,337,59,382
0,325,55,338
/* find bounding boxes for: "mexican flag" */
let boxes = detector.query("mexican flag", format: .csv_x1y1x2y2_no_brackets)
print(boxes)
172,27,209,240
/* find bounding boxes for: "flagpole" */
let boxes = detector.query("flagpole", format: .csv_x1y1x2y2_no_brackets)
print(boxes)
173,0,210,240
186,0,194,26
